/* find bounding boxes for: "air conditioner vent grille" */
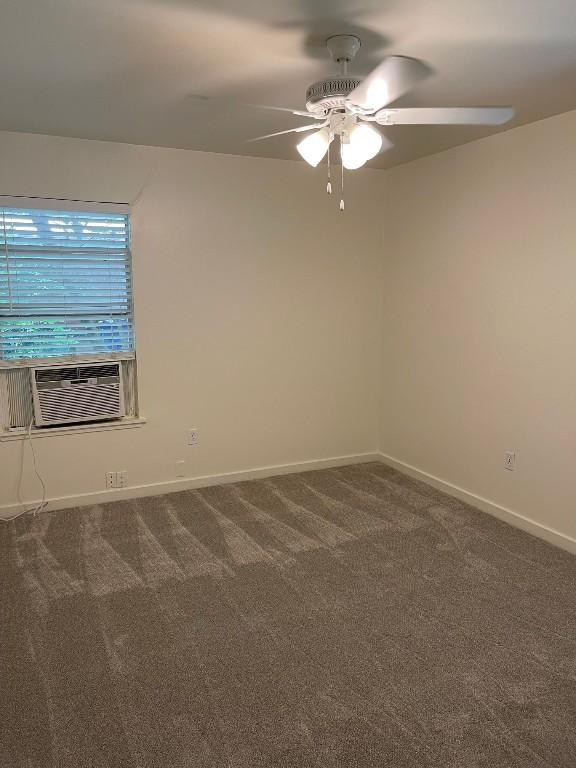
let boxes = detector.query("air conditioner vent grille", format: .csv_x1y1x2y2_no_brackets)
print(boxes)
32,361,124,426
80,364,120,379
35,363,120,383
35,367,79,383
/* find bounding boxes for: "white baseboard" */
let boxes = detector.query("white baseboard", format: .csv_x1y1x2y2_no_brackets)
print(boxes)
7,449,574,556
0,452,380,519
378,453,576,556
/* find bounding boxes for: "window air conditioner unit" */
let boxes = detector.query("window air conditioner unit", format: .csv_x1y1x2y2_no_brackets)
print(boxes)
31,362,125,427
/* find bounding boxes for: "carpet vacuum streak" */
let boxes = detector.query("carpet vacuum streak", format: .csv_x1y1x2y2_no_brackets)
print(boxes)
2,462,576,767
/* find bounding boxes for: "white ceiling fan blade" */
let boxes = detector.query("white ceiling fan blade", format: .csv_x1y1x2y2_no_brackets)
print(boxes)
188,95,323,119
246,123,326,143
376,107,515,125
346,56,432,114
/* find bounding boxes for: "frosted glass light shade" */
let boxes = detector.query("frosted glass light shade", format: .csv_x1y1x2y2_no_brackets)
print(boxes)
297,128,330,166
341,124,383,169
341,142,367,169
353,123,383,159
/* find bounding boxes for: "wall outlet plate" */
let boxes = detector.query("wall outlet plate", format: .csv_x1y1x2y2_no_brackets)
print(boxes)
188,428,199,446
106,470,128,488
504,451,516,471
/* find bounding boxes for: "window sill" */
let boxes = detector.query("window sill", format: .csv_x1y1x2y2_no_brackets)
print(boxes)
0,416,147,441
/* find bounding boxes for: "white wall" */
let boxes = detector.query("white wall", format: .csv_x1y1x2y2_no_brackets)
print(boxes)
0,131,383,510
379,109,576,550
3,114,575,555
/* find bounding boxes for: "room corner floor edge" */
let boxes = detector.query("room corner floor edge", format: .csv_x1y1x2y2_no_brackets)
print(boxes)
378,452,576,556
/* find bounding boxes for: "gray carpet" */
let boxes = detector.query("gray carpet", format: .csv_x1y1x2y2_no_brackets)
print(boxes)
2,462,576,767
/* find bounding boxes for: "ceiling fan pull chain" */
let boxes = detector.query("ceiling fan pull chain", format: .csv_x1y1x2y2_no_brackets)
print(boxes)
339,137,345,212
326,136,332,195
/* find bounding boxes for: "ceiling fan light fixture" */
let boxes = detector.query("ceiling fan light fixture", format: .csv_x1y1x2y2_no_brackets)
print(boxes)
341,123,383,169
240,35,514,211
296,127,331,166
341,142,367,170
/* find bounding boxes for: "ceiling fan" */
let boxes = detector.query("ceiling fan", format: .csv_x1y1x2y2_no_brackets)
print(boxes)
193,35,514,210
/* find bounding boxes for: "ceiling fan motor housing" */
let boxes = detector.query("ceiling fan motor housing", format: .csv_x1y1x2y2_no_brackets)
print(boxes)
305,77,362,114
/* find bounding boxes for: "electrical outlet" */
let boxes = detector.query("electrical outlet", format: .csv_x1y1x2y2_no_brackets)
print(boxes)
105,471,128,488
188,428,199,446
175,459,186,478
504,451,516,471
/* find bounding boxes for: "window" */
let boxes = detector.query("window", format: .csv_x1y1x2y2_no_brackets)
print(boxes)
0,200,133,364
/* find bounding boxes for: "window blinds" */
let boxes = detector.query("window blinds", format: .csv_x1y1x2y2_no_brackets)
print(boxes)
0,202,133,364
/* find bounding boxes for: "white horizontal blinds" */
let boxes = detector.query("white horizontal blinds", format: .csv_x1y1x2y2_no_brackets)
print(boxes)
0,204,133,363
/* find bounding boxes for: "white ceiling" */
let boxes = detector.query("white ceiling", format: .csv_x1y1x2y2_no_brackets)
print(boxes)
2,0,576,169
